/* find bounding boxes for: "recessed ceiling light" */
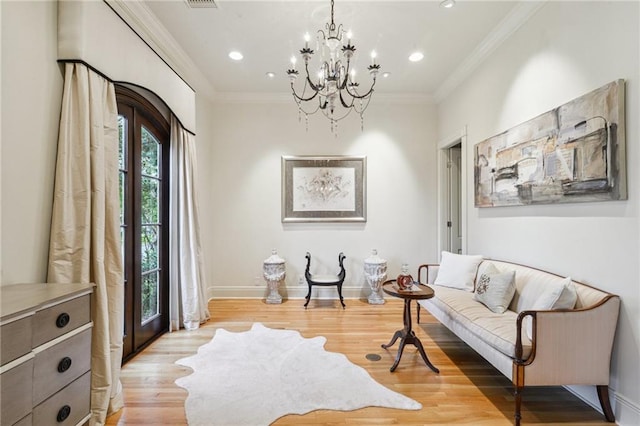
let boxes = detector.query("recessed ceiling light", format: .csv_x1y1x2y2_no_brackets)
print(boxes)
228,51,243,61
266,72,276,78
408,52,424,62
382,72,391,78
440,0,455,9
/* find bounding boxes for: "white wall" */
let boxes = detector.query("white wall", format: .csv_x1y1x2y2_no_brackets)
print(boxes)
195,92,216,288
1,0,63,284
437,2,639,424
200,99,438,299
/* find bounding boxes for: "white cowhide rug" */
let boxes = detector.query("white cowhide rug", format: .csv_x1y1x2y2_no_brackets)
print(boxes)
175,323,421,425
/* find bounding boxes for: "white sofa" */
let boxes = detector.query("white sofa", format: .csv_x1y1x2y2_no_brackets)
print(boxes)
415,255,620,426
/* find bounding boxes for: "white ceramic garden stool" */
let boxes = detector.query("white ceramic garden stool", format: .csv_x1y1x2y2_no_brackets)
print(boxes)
264,249,285,304
364,249,387,305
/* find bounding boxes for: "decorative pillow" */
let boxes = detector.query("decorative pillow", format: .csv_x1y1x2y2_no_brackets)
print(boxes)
525,277,578,339
473,266,516,314
434,251,483,291
476,260,499,279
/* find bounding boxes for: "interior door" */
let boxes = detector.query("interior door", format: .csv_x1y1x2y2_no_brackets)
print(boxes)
448,144,462,254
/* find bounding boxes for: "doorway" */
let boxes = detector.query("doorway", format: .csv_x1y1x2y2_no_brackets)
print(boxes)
438,136,466,256
117,86,170,362
446,144,462,254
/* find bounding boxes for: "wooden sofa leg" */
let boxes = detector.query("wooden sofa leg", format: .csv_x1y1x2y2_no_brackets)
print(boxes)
597,385,615,422
514,385,523,426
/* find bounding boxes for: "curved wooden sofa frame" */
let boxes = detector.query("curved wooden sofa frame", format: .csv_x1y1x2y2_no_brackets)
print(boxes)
304,252,346,309
416,261,620,426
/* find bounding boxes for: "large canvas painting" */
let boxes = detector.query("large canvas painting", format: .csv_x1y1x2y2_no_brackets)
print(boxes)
282,155,366,222
474,80,626,207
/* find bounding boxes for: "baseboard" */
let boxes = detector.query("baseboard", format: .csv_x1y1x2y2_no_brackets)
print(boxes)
565,385,640,426
207,285,369,301
611,390,640,426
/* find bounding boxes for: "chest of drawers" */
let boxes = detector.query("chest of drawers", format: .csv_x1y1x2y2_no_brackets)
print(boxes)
1,283,94,426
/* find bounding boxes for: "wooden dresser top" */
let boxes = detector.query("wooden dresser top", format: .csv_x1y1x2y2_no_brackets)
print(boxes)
0,283,94,322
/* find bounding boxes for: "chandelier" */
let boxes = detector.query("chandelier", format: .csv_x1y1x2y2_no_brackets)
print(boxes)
286,0,381,132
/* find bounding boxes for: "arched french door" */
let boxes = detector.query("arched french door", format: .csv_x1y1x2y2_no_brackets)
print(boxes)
116,85,170,361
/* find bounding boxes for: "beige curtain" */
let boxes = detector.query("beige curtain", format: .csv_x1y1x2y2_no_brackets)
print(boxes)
48,62,124,425
169,115,211,331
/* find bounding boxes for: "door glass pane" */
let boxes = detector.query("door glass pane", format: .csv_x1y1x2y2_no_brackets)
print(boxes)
141,271,159,323
118,115,127,170
141,177,159,224
141,225,159,273
140,125,161,327
118,114,129,336
119,173,126,226
141,126,160,178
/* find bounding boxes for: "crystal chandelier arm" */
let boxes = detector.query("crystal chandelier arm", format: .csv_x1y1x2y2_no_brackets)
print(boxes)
291,81,320,102
306,61,325,93
339,90,354,109
339,59,350,90
344,79,376,99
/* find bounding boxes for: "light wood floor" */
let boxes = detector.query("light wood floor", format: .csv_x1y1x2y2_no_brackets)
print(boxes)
106,298,612,425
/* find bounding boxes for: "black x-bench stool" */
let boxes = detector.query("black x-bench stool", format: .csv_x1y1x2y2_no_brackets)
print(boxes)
304,252,346,309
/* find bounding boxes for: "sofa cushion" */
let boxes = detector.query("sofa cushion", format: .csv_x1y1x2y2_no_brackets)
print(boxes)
524,276,577,339
433,251,483,291
473,265,516,314
429,285,532,359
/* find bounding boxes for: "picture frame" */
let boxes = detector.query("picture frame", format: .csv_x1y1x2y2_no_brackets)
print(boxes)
282,155,366,223
474,79,626,207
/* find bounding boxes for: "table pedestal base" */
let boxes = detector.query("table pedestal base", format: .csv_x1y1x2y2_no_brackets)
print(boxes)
381,298,439,373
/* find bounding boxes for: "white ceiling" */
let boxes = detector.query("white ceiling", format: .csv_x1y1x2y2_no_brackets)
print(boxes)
141,0,529,100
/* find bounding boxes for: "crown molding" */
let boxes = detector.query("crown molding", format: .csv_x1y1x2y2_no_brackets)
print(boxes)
105,0,217,100
433,1,546,104
105,0,541,107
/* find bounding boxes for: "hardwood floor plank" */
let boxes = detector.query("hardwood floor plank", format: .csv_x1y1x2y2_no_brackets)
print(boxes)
106,299,611,425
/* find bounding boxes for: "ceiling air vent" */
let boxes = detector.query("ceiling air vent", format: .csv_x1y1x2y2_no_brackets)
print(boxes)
186,0,217,8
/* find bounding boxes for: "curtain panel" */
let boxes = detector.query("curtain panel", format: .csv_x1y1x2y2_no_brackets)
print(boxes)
169,115,211,331
47,62,124,425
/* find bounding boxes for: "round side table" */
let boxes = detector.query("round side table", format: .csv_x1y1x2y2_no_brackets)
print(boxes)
381,280,440,373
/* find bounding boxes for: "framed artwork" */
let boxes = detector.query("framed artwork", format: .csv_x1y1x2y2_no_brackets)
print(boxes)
474,79,626,207
282,155,366,222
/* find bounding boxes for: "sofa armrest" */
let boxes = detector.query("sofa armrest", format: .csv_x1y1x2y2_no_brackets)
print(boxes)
515,295,620,386
418,264,439,285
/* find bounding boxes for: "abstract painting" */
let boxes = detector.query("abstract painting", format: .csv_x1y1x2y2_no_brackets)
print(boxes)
282,155,366,222
474,80,626,207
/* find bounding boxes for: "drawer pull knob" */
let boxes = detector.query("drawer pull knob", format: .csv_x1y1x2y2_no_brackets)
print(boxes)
56,313,70,328
58,357,73,373
57,404,71,422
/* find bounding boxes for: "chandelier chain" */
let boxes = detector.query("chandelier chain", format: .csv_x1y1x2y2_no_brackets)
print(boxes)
330,0,335,26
